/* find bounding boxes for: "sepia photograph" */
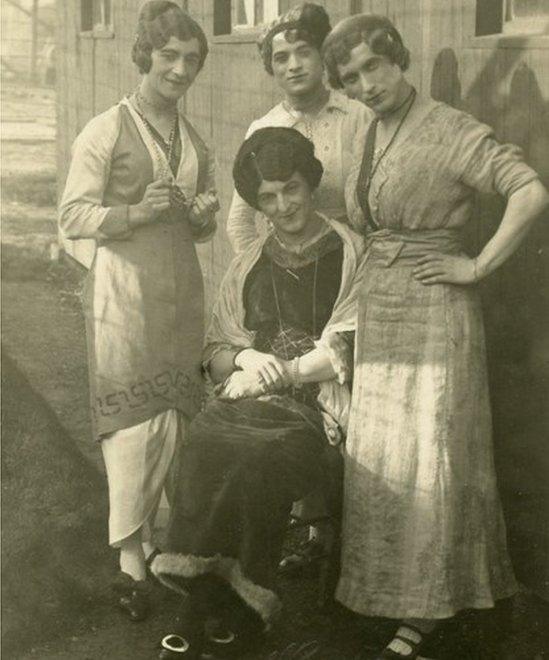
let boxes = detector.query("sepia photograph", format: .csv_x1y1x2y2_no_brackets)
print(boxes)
1,1,548,658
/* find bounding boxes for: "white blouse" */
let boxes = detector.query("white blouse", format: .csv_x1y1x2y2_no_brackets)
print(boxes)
226,90,372,254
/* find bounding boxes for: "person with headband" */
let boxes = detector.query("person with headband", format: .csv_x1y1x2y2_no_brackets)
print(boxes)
321,13,549,659
151,127,365,659
226,2,372,255
58,1,218,621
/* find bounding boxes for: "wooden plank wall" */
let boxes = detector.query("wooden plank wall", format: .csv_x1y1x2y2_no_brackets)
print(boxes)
56,0,141,267
56,0,96,266
57,0,548,295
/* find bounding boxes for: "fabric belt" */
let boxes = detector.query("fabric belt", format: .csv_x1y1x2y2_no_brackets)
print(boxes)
366,228,464,267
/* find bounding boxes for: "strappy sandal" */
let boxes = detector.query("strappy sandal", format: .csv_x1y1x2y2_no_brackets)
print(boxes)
145,547,162,579
376,624,434,659
112,572,150,622
279,539,328,576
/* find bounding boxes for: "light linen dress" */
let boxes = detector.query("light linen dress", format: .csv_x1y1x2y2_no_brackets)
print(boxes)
59,99,216,545
337,99,539,619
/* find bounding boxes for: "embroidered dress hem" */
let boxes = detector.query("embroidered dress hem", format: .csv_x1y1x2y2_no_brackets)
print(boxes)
92,367,203,439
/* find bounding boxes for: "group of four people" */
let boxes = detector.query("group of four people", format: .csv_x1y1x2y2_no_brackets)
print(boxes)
59,2,548,659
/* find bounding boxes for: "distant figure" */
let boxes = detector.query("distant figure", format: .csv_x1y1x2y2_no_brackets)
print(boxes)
322,13,549,659
226,2,371,254
58,1,218,622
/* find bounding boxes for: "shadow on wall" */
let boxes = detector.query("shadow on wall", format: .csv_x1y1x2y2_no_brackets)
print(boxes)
430,44,549,601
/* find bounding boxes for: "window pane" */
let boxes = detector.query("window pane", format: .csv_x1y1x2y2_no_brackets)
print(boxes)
81,0,93,31
92,0,101,25
236,0,255,26
476,0,504,35
504,0,549,33
103,0,111,26
214,0,231,35
511,0,549,17
234,0,279,27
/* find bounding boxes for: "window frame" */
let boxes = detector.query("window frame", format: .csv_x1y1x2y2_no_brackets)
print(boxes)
213,0,280,44
79,0,114,40
469,0,549,48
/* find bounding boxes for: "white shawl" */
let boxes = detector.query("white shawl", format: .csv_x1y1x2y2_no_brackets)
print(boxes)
203,215,365,440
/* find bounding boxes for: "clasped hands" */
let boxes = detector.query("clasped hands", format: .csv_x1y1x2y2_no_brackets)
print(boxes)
219,349,293,401
130,178,219,229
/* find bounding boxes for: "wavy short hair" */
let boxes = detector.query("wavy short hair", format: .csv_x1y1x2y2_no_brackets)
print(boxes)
233,127,324,211
257,3,331,76
322,14,410,89
132,1,208,75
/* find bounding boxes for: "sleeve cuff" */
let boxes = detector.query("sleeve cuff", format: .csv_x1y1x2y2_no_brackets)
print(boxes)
97,205,133,239
315,332,354,385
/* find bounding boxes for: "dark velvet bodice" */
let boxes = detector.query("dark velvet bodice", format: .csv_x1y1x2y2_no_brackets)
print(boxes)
243,230,344,354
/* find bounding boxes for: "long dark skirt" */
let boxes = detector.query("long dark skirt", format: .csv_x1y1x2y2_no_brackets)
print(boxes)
152,395,340,624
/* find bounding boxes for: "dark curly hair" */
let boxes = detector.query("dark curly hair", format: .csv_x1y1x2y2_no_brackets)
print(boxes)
257,3,331,76
233,127,324,211
322,14,410,89
132,1,208,75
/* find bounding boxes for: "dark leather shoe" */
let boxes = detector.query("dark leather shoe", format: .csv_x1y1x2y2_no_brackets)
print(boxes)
112,572,150,622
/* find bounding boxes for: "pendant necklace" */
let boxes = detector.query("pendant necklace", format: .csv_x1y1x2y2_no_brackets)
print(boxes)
132,91,189,212
270,254,319,352
368,87,417,186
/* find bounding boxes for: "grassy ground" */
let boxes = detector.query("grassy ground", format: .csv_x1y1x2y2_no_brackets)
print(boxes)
1,82,548,659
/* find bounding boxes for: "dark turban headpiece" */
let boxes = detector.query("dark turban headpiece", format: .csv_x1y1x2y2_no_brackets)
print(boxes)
233,127,324,210
257,3,331,75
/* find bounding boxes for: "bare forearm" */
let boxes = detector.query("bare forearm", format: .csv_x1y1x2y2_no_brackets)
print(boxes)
476,180,549,279
295,347,336,384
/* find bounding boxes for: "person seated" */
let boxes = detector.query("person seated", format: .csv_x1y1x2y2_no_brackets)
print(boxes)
152,127,364,659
